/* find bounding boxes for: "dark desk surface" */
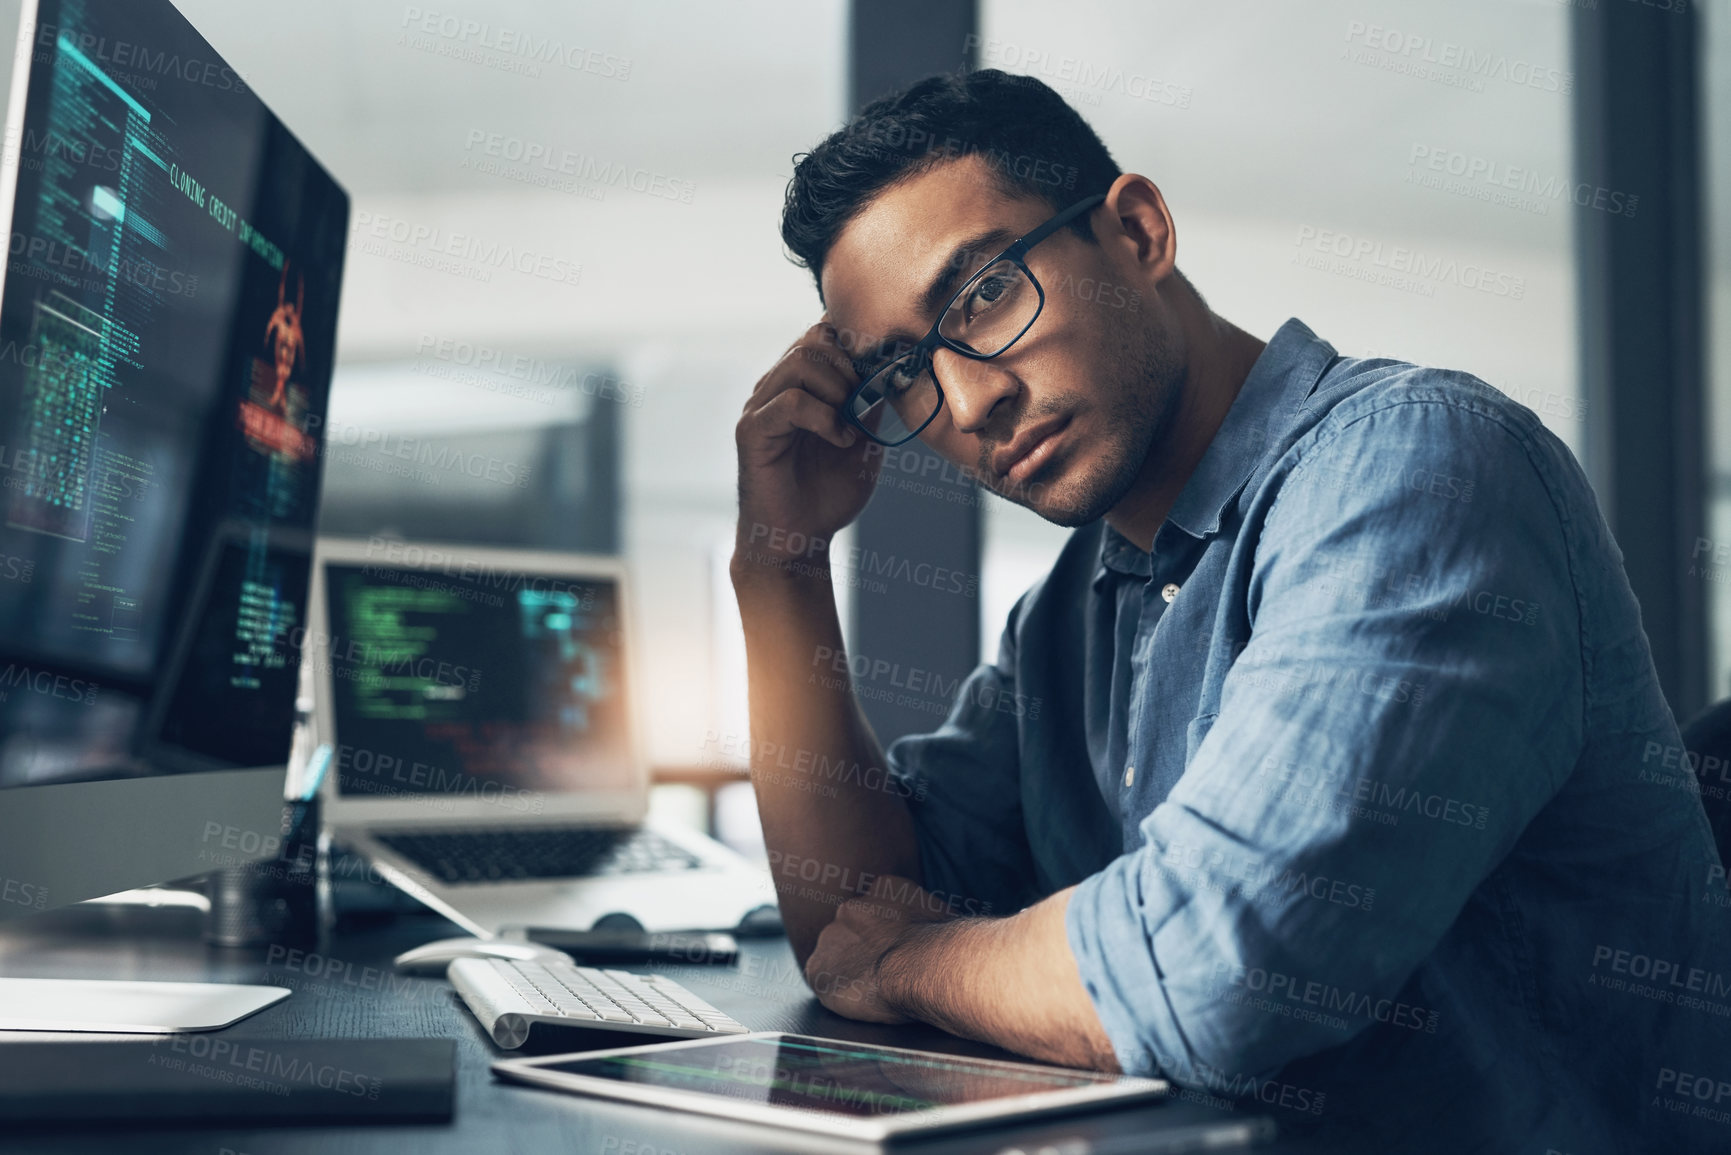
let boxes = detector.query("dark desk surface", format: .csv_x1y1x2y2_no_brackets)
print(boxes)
0,903,1315,1154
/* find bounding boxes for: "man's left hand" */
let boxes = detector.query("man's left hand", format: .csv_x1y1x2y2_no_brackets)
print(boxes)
804,874,952,1023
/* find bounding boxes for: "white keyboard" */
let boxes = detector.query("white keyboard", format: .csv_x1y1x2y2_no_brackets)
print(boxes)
448,956,750,1049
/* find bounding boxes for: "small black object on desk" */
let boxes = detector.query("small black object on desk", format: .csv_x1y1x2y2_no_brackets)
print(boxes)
0,1038,455,1126
522,926,739,966
203,796,324,949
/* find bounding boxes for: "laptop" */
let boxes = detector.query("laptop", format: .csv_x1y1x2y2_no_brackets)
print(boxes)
308,537,773,936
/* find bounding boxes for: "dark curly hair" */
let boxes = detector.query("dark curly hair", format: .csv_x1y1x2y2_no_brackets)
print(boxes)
780,69,1122,296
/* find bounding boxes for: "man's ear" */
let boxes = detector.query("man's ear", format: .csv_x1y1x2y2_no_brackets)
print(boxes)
1099,173,1177,283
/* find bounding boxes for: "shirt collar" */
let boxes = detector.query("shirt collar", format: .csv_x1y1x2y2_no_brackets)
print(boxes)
1096,318,1338,582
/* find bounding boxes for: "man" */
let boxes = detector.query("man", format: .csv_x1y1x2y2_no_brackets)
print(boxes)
732,70,1726,1150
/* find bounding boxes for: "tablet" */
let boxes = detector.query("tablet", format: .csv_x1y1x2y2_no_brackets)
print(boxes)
491,1032,1169,1141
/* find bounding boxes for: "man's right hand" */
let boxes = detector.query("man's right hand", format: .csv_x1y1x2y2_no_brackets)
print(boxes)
734,320,881,569
730,320,922,966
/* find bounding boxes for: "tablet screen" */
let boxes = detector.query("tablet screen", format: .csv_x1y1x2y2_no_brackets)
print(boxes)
533,1034,1119,1119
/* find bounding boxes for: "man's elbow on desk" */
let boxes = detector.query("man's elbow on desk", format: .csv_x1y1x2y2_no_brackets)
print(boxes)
801,876,1121,1073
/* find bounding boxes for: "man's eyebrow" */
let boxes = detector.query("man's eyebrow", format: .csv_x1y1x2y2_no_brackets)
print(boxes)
918,227,1017,321
849,226,1021,371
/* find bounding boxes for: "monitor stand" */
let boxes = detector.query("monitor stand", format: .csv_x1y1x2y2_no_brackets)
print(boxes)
0,977,289,1032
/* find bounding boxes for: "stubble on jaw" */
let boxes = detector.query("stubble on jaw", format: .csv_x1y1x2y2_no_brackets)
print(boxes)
981,326,1186,527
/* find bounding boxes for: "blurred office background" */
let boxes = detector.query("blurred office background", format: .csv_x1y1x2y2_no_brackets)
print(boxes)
175,0,1730,858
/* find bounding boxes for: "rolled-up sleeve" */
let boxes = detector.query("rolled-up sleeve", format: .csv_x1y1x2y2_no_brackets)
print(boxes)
887,604,1040,919
1068,395,1583,1080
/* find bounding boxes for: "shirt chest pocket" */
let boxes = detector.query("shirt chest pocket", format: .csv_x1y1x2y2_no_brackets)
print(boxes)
1185,712,1220,766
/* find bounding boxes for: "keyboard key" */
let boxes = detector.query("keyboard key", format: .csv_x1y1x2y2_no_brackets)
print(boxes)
662,1014,706,1029
696,1014,743,1030
552,999,598,1018
377,826,704,885
659,990,721,1015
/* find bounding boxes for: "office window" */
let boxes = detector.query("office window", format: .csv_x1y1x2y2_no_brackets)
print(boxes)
317,363,619,552
1707,2,1731,704
978,0,1582,659
177,0,849,772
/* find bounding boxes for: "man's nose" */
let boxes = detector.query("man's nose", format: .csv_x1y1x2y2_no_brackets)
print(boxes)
932,348,1017,434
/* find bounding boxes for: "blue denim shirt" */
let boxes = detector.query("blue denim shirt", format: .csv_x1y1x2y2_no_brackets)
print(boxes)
887,319,1730,1152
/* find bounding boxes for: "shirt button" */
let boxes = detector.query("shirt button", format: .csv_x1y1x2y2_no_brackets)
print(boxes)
1124,765,1136,788
1161,582,1180,604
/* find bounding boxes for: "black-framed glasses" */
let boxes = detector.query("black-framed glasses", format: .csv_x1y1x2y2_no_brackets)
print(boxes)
843,192,1107,447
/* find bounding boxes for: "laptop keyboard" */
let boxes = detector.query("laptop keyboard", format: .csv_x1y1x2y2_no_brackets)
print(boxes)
376,827,704,885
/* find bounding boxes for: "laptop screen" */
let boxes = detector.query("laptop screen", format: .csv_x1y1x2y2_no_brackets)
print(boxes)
321,559,633,806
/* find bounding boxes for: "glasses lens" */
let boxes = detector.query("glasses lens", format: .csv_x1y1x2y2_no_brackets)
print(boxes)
849,350,941,445
938,259,1039,356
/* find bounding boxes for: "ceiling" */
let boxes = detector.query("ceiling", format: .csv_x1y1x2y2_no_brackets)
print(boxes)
171,0,1580,252
170,0,848,196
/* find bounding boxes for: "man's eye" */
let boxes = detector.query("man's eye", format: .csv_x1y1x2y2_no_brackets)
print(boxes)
883,359,922,395
964,271,1015,319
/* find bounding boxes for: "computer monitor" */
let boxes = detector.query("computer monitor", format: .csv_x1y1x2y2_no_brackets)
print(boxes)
0,0,348,1029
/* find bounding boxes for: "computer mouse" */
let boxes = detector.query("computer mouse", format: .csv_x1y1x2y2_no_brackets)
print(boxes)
588,912,645,933
392,937,571,976
735,904,784,937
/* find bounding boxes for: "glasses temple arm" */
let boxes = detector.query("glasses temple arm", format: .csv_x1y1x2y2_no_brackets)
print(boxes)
1010,193,1108,257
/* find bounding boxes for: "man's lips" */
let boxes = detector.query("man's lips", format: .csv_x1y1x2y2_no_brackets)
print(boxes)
992,415,1070,482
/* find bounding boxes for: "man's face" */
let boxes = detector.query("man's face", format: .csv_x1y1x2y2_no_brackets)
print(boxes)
820,156,1185,526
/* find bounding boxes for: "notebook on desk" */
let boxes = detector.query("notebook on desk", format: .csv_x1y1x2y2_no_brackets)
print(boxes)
309,538,773,936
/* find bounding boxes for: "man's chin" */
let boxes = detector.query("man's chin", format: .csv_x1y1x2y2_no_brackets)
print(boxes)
993,456,1139,527
991,475,1116,527
1027,494,1114,528
1030,501,1103,528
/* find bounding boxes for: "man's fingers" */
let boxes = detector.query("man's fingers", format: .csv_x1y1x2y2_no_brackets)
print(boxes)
749,326,858,410
762,345,855,407
834,897,877,928
806,922,859,984
781,318,834,360
747,385,859,451
798,322,857,380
